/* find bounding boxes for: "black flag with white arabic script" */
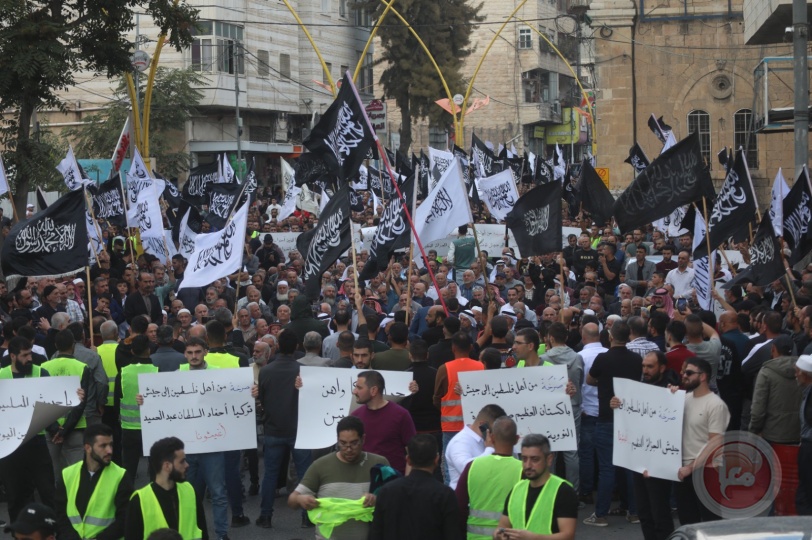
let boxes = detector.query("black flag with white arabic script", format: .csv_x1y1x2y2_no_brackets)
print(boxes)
205,181,244,230
358,174,416,282
624,143,650,176
578,160,615,227
303,73,376,183
296,185,353,301
183,161,219,206
172,200,204,245
2,190,88,286
613,132,714,233
693,148,757,259
471,133,497,179
293,153,332,188
748,214,786,286
92,174,127,228
783,167,812,264
505,181,562,256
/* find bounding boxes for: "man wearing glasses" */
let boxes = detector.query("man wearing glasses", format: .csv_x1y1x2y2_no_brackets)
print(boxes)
289,416,387,540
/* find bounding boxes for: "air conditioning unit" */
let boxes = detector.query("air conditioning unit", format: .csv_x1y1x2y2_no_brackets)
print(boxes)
274,113,289,142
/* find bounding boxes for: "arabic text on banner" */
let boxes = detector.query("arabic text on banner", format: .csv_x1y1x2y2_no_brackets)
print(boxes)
458,365,577,451
138,368,257,455
294,366,413,450
612,379,684,481
0,376,81,459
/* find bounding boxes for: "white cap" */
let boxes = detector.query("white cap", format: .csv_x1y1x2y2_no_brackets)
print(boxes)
73,278,84,285
471,306,483,314
797,355,812,373
277,280,289,287
178,309,191,315
459,310,476,325
316,312,331,321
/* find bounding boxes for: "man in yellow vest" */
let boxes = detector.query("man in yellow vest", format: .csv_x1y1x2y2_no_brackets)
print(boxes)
116,335,158,483
97,321,120,463
456,417,521,540
125,436,205,540
0,337,57,524
42,330,94,480
202,321,245,368
55,423,132,540
433,331,484,483
494,434,577,540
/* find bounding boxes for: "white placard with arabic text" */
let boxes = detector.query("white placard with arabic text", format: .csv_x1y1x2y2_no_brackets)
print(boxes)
139,368,257,455
458,365,576,451
0,376,81,459
294,366,413,450
612,379,684,481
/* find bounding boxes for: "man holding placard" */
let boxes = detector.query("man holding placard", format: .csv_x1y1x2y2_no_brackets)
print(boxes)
0,337,58,524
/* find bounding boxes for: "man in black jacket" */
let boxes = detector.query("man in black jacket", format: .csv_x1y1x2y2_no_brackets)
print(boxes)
123,272,162,325
371,434,462,540
255,329,312,528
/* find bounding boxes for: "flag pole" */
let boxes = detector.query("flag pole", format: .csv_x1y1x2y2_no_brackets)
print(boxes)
86,265,95,347
405,163,420,327
779,238,797,307
470,223,494,304
83,188,105,264
719,249,737,277
702,197,715,306
349,221,360,298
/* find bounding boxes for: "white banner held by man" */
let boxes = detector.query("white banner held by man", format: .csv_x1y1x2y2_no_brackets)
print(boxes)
478,169,520,222
458,365,576,451
0,376,81,459
612,379,684,481
178,201,249,290
138,368,257,454
278,158,301,222
294,366,413,449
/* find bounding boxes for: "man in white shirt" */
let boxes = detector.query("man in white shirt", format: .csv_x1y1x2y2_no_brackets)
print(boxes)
577,323,607,504
665,251,695,299
443,404,506,489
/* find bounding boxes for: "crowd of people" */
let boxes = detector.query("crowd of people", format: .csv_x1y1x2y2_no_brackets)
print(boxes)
0,184,811,540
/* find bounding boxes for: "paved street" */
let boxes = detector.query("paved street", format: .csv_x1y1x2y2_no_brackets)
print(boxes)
0,453,646,540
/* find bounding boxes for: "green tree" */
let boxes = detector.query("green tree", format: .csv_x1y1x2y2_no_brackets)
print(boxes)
66,67,205,178
353,0,483,153
0,0,198,214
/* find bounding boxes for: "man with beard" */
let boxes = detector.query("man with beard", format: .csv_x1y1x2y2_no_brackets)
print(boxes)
494,434,578,539
0,337,58,525
673,358,730,525
271,281,291,311
125,437,206,540
55,424,132,540
610,351,678,540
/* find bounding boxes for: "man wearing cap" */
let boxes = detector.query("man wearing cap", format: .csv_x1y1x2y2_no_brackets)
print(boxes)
34,285,64,326
25,204,35,219
5,503,57,540
55,423,132,540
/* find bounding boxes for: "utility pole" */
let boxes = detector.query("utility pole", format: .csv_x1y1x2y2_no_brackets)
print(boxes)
793,0,809,173
234,43,243,177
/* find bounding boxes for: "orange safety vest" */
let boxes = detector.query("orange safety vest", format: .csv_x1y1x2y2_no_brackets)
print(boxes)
441,358,484,432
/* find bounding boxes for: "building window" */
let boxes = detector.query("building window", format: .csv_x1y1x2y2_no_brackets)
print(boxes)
191,21,244,74
522,69,550,103
280,53,291,78
340,64,349,78
257,50,269,77
519,28,532,49
354,8,371,27
734,109,758,169
322,0,330,12
339,0,347,17
357,52,373,94
687,110,711,167
324,62,332,85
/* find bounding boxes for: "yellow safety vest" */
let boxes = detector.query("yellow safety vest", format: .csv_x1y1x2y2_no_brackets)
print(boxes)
41,357,88,430
506,476,568,534
204,352,239,369
0,365,41,379
98,342,119,407
516,360,553,368
133,483,201,540
120,363,158,430
466,455,523,539
179,364,221,371
63,460,126,540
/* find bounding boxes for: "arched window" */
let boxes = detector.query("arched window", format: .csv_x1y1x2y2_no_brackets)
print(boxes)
687,110,711,168
734,109,758,169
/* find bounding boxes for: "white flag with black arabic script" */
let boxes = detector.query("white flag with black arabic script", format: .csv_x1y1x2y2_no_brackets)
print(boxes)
126,181,164,240
478,169,520,222
769,168,789,237
414,159,472,246
178,201,249,290
126,147,153,208
56,147,94,192
278,158,301,222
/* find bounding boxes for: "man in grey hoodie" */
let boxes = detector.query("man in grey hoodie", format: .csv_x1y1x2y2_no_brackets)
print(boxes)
542,322,584,493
